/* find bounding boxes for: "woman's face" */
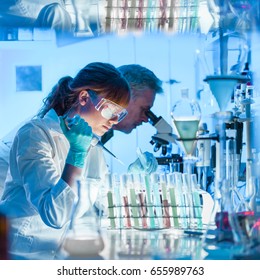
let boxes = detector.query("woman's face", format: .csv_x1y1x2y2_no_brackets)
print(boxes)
78,91,127,136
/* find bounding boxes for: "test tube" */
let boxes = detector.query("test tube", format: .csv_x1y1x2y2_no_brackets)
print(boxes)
182,173,195,229
160,173,171,228
120,174,131,228
112,173,123,229
226,129,237,188
190,174,203,230
150,173,164,228
143,174,156,229
133,173,148,229
166,173,180,228
174,172,188,229
106,173,116,229
127,173,140,228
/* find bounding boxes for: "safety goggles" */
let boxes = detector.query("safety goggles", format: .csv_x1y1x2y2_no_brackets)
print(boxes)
95,98,128,122
88,90,128,123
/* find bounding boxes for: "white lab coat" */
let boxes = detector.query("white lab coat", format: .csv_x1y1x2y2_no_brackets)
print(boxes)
0,109,108,258
0,119,30,198
0,141,10,199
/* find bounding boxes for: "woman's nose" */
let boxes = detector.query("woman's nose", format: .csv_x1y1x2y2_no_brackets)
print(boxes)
109,117,119,125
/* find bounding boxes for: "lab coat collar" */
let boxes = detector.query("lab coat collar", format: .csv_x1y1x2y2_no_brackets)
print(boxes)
43,109,63,134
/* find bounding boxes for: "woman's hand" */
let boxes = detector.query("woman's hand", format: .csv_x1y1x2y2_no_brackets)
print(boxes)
60,114,93,168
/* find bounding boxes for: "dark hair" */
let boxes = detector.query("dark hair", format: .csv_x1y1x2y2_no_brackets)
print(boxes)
38,62,130,117
117,64,163,98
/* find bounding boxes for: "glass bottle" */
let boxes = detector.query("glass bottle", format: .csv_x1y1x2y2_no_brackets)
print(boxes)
62,179,105,258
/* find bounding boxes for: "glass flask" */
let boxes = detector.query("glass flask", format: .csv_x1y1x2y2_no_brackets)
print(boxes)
62,179,105,258
171,88,201,174
202,178,247,259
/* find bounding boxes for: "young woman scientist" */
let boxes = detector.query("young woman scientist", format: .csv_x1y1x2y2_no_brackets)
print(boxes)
0,62,131,258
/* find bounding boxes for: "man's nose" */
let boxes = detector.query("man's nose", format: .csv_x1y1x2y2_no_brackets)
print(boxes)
141,112,149,123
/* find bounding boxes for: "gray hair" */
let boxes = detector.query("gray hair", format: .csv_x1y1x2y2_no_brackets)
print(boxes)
117,64,163,98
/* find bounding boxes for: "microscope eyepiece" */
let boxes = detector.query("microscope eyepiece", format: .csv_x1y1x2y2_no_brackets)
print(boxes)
145,110,160,125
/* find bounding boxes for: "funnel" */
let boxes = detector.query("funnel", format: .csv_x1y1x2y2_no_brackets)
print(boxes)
204,75,248,111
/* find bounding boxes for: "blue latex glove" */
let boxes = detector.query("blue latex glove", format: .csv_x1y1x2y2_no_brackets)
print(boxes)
127,151,158,174
60,114,92,168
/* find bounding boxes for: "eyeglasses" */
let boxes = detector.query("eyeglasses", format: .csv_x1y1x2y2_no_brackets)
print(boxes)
88,90,128,123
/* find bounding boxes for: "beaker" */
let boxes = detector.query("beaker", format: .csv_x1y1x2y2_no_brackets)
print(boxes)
62,179,104,258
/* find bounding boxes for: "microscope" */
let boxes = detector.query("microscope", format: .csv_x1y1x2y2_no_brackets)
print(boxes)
145,110,182,172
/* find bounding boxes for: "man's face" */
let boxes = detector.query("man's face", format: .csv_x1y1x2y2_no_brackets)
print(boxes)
113,89,156,134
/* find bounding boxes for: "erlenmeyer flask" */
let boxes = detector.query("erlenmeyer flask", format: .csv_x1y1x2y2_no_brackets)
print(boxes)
62,179,105,258
202,179,246,259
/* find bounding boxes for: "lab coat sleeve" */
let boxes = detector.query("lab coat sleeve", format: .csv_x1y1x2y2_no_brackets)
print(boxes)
15,122,76,229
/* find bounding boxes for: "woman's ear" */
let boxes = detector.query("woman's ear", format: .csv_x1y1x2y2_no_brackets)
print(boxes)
78,90,90,106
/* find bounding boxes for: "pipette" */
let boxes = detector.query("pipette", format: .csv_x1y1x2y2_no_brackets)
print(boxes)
91,135,125,166
136,147,147,168
63,114,125,166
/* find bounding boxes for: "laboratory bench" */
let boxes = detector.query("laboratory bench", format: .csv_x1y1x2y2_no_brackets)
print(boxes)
8,224,260,261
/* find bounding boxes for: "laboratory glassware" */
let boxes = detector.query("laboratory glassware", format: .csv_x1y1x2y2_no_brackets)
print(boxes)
203,26,249,249
133,173,148,229
127,173,140,228
166,173,180,228
196,122,211,191
160,173,171,228
120,173,132,229
106,173,116,229
171,88,201,175
174,172,188,229
62,179,104,258
150,173,164,229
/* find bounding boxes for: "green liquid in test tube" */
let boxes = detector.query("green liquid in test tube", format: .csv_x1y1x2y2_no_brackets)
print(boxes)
182,173,195,229
160,173,171,228
112,173,123,229
169,188,180,228
174,172,188,229
127,174,140,228
107,191,116,229
192,191,203,229
167,173,180,228
190,174,203,230
106,173,116,229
